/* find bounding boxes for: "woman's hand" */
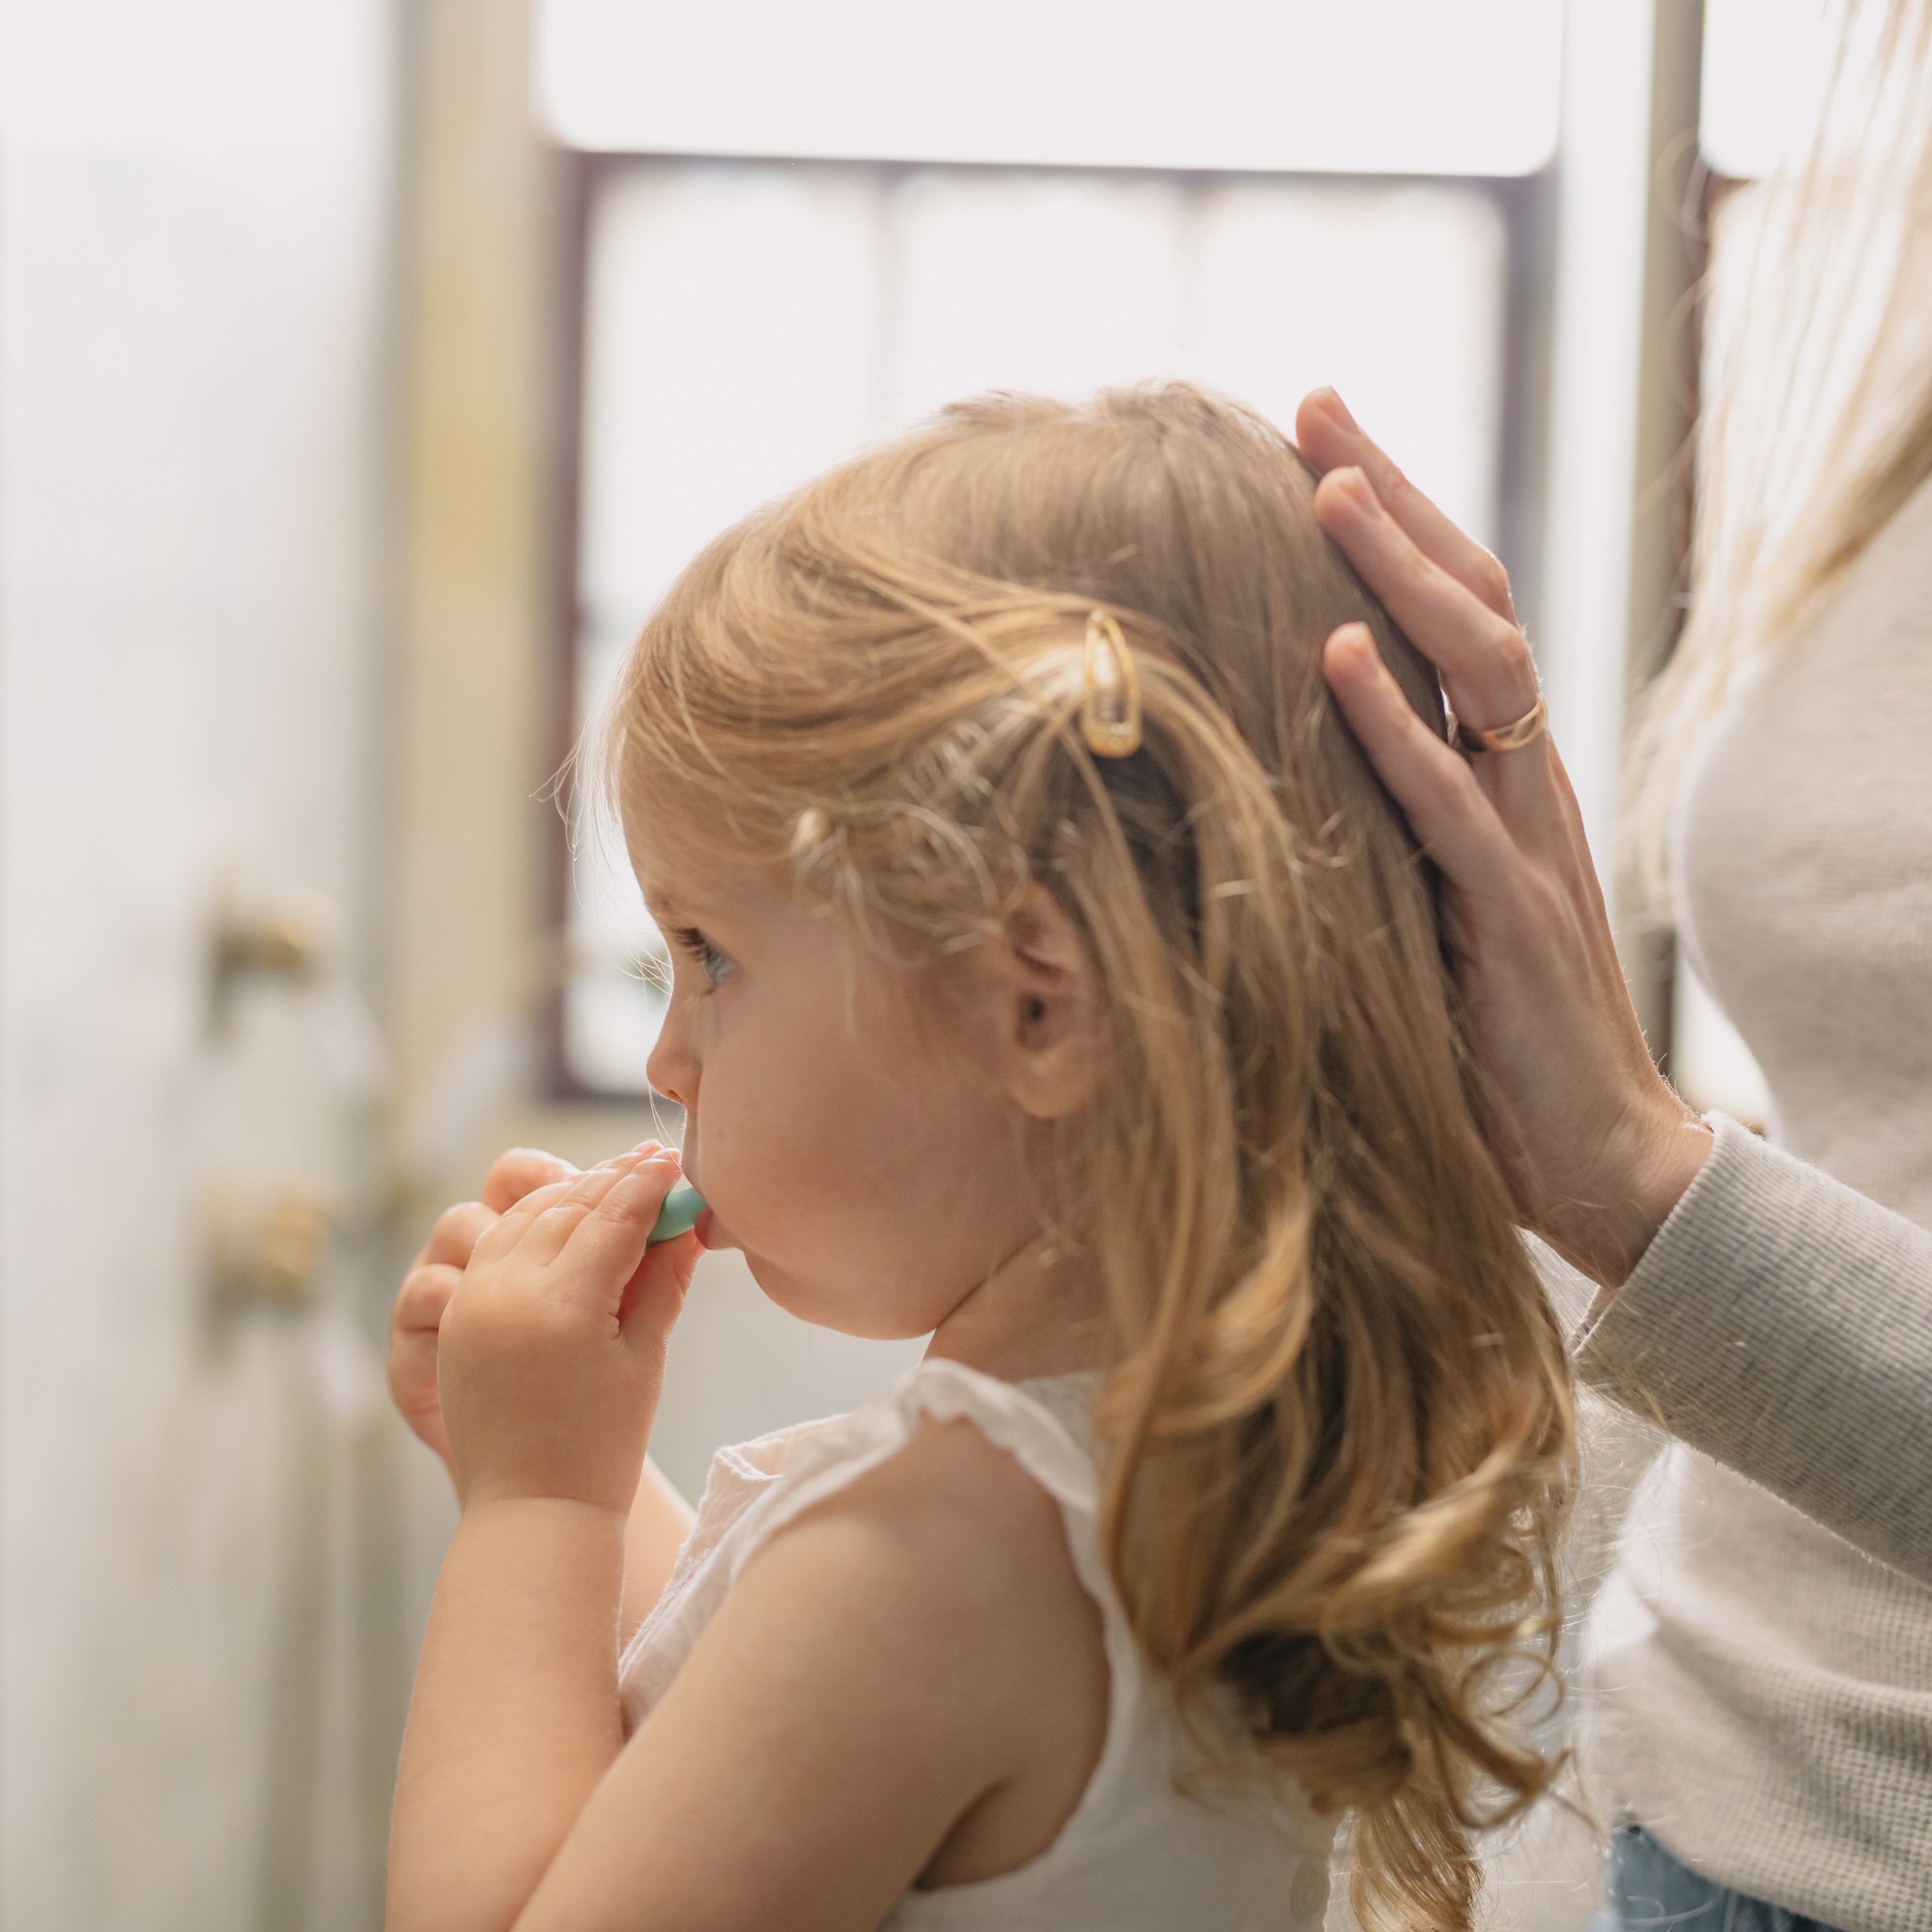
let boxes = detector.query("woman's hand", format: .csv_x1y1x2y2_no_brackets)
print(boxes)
1295,386,1714,1289
439,1142,700,1517
387,1147,582,1485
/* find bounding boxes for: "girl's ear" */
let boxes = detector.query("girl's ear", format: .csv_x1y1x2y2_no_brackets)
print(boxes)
987,881,1109,1121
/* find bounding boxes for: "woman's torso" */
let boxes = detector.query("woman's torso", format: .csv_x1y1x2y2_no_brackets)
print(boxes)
1583,469,1932,1929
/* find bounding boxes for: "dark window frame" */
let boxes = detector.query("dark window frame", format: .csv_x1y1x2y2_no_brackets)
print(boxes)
541,145,1557,1105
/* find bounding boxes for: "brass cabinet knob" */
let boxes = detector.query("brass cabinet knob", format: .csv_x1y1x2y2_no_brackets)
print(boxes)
203,1179,343,1313
207,876,340,1034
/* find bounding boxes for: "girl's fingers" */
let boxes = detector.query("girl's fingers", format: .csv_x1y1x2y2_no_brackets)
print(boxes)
393,1259,462,1335
470,1146,650,1258
1322,626,1523,897
480,1147,580,1214
469,1173,587,1262
568,1153,696,1341
497,1144,668,1264
415,1199,497,1272
1294,388,1519,622
387,1263,459,1465
1313,467,1545,746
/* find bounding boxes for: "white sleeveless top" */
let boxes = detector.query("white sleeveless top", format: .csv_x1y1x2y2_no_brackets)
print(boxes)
616,1357,1339,1930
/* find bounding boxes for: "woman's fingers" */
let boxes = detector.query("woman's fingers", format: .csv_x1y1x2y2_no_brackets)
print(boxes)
1314,466,1544,744
1322,626,1522,894
1295,387,1518,622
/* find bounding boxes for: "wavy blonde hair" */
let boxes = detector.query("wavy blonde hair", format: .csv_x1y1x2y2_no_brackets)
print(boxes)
592,380,1577,1929
1625,0,1932,908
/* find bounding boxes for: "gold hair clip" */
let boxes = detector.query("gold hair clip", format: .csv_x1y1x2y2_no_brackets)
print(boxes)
1080,610,1143,757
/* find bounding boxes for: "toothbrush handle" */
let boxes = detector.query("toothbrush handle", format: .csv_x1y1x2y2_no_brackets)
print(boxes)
646,1179,706,1246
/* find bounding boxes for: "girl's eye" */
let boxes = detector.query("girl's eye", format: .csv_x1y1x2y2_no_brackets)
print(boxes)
668,924,734,991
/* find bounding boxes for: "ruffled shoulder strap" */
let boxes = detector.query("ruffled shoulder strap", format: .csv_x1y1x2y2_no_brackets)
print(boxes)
618,1359,1136,1758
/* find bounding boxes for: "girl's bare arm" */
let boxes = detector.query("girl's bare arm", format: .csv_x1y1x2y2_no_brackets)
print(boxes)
622,1457,696,1653
513,1414,1079,1932
387,1144,696,1649
390,1414,1089,1932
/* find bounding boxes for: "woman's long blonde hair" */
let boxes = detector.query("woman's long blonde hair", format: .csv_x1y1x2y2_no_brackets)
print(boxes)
1625,0,1932,906
594,380,1576,1929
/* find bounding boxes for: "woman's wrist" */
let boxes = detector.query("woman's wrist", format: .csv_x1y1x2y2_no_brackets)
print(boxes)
1534,1098,1714,1290
1587,1105,1716,1291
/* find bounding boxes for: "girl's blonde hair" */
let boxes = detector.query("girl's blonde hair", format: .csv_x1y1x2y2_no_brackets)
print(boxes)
593,379,1577,1930
1624,0,1932,908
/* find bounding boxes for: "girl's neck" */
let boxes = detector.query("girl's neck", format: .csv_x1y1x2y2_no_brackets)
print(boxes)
923,1229,1110,1382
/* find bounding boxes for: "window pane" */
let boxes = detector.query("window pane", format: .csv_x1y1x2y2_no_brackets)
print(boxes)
1191,183,1505,549
579,162,885,640
884,172,1187,423
566,158,1509,1094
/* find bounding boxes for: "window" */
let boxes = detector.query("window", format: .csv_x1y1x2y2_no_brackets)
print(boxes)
539,3,1562,1098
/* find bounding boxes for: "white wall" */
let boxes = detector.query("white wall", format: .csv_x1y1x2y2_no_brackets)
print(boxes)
0,4,401,1924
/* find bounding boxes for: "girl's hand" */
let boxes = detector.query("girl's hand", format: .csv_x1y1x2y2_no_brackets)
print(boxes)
1294,386,1714,1288
439,1143,701,1516
386,1148,581,1483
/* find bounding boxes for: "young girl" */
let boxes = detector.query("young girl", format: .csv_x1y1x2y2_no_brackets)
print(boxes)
384,380,1577,1932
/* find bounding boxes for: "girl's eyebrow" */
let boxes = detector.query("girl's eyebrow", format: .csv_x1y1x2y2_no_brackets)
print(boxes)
642,882,724,926
641,870,762,929
639,876,692,918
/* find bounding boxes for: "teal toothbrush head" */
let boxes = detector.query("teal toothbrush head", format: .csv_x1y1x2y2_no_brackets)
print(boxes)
646,1179,707,1246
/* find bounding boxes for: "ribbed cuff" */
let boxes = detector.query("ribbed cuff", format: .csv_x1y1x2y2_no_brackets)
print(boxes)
1571,1111,1932,1580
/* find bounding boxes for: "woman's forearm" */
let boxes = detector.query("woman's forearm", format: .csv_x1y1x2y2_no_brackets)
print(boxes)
387,1497,628,1932
1572,1112,1932,1584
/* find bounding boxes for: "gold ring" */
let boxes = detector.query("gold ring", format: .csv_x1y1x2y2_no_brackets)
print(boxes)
1455,695,1547,753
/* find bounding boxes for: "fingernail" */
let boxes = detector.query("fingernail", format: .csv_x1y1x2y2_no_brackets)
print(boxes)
1317,386,1360,433
1340,468,1383,518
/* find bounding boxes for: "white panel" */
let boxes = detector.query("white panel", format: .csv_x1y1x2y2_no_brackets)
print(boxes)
538,0,1563,178
1701,0,1833,180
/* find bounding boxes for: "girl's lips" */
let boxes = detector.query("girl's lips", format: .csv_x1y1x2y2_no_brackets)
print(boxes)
694,1207,716,1249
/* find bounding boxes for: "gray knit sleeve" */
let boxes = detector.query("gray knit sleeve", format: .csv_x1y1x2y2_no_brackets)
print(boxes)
1568,1110,1932,1584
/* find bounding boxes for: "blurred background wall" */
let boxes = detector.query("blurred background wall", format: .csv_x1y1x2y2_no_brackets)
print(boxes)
0,1,1804,1926
1,1,402,1926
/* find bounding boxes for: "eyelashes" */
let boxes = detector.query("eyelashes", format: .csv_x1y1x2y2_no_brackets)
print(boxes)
667,923,734,990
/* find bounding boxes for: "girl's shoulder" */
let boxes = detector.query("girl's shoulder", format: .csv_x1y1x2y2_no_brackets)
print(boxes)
739,1357,1110,1624
621,1359,1119,1894
618,1360,1337,1928
619,1361,1111,1711
763,1365,1119,1887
